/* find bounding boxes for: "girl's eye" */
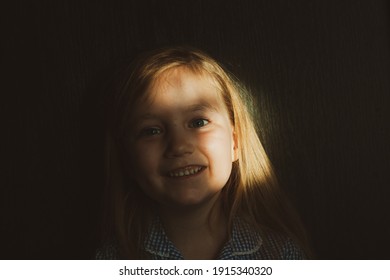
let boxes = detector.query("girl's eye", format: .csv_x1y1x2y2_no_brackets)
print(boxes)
189,119,209,128
140,127,162,137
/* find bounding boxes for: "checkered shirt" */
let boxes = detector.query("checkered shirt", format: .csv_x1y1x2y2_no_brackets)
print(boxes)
96,217,306,260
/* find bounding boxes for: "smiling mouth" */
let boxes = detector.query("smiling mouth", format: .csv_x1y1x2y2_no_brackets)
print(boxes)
168,166,205,178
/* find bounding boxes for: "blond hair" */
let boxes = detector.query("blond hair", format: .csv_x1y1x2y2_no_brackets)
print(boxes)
104,46,311,259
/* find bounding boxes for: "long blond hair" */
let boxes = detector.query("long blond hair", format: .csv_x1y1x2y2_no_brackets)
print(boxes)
104,46,311,259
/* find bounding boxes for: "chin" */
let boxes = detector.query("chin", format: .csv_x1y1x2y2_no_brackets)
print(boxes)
166,192,221,210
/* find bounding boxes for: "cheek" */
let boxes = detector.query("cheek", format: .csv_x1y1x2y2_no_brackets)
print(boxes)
200,130,234,167
128,142,160,181
128,145,159,199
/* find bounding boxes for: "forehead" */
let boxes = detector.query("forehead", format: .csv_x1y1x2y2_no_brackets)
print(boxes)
134,67,227,117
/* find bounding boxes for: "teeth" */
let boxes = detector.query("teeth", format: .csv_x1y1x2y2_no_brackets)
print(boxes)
169,167,202,177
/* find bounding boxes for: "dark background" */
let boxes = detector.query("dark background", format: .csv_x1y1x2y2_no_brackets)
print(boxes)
3,0,389,259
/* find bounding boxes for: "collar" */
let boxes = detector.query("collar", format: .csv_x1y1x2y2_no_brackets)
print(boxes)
144,217,184,259
144,217,263,259
218,218,263,259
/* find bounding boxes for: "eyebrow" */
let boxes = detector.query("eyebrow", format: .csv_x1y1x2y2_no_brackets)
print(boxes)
186,102,219,113
138,113,159,121
138,102,219,120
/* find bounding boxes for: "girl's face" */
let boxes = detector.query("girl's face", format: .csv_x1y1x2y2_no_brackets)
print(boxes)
125,67,237,210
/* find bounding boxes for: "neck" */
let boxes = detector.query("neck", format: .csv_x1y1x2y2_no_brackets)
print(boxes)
158,192,228,259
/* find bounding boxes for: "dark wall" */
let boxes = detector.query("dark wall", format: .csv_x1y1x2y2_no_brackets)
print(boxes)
3,0,389,259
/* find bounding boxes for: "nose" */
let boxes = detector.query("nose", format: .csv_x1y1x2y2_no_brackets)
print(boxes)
164,128,194,158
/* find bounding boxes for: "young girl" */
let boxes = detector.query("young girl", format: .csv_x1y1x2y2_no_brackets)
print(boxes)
97,46,310,259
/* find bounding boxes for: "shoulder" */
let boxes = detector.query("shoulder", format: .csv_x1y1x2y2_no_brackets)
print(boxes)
259,231,306,260
95,240,120,260
227,218,306,260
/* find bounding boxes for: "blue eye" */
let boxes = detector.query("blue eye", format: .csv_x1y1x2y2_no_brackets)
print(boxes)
140,127,162,137
190,119,209,128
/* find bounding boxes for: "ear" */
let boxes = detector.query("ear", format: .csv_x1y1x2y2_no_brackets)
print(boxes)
231,130,239,162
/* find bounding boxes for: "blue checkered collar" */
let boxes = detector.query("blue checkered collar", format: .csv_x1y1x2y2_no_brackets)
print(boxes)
144,217,183,259
144,216,263,259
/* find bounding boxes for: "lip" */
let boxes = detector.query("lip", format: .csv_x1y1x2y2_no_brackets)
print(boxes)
165,165,206,179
